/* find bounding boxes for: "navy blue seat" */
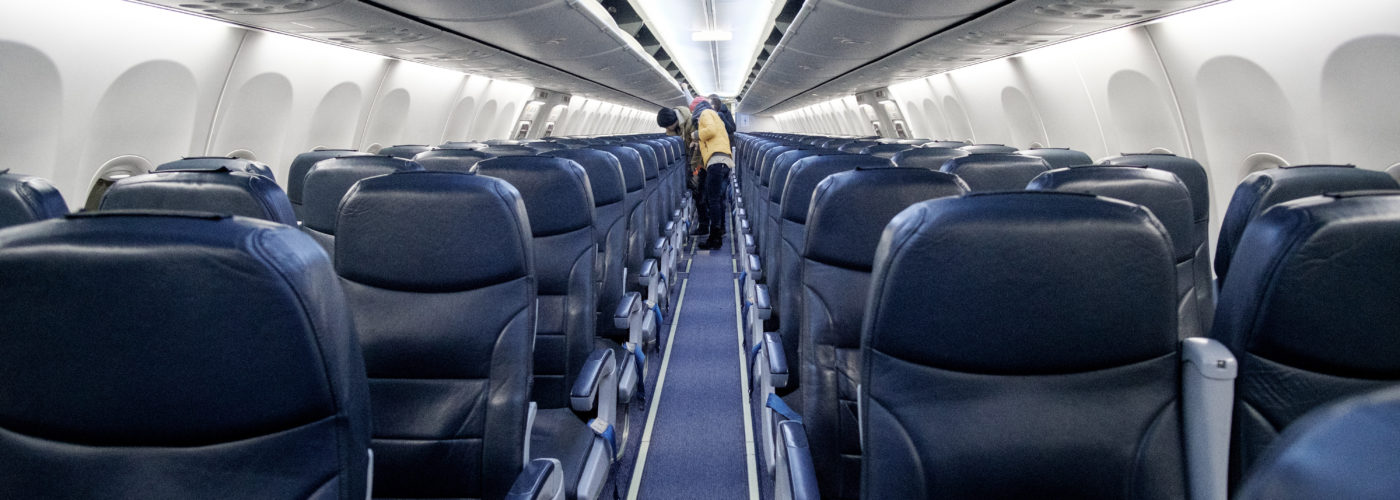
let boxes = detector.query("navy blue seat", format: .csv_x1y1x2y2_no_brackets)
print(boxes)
525,141,568,152
1213,164,1398,286
1102,153,1215,333
756,149,831,335
439,141,488,150
100,166,296,225
859,143,914,159
334,170,563,500
862,191,1186,499
923,140,970,148
412,148,496,172
790,167,968,500
376,144,432,159
623,141,673,312
481,145,542,156
0,169,67,230
958,143,1019,154
1209,190,1400,491
889,147,968,170
155,156,275,182
1238,385,1400,500
589,144,658,314
474,156,617,500
940,153,1050,192
286,149,364,220
544,148,646,415
1018,147,1093,169
838,141,878,154
301,156,423,258
0,212,371,499
1028,165,1200,338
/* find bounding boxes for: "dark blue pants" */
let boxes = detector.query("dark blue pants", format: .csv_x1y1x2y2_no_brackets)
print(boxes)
704,164,730,235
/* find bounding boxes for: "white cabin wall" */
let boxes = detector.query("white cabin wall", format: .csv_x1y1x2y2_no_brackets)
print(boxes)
772,0,1400,249
0,0,658,210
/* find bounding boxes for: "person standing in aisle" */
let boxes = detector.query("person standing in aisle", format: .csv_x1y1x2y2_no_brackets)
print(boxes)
657,105,706,236
688,96,733,250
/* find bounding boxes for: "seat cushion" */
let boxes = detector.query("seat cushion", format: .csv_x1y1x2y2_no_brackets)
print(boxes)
531,408,597,499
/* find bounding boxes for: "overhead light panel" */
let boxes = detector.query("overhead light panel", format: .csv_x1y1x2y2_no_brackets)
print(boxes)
692,30,732,41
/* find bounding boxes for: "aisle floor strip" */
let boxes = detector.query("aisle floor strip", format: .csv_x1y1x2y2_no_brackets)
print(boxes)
734,278,760,500
625,279,689,500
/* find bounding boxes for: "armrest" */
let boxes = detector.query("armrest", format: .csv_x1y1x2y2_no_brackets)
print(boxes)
776,420,821,500
765,331,788,388
747,254,763,283
740,218,751,235
1181,337,1237,500
506,458,565,500
754,284,772,321
614,291,643,330
639,258,658,281
652,235,668,255
571,348,616,414
743,234,756,255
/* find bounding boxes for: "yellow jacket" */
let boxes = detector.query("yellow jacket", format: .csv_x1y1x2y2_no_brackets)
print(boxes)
695,108,731,169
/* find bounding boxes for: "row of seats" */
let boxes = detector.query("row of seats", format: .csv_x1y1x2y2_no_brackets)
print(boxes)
728,132,1400,500
0,133,700,500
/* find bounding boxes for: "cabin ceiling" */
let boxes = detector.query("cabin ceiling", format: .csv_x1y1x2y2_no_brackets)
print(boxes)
132,0,1222,117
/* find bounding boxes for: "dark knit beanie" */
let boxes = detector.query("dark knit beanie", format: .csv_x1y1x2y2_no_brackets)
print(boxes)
656,108,679,128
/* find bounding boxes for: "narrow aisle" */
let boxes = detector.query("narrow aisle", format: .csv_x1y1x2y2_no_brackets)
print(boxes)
628,235,757,500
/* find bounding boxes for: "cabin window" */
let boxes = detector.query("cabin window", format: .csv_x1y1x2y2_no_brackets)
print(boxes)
892,120,909,139
543,122,556,137
84,155,152,211
871,121,882,136
514,121,531,139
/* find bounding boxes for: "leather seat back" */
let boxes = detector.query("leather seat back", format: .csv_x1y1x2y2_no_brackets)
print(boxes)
1212,164,1398,285
863,191,1182,499
1028,165,1199,338
890,147,968,171
474,156,598,409
0,169,67,229
0,212,371,499
412,148,496,172
590,145,648,293
377,144,432,159
301,156,423,257
544,149,630,337
859,143,914,159
940,153,1050,192
799,167,968,499
286,149,364,220
101,166,296,225
957,143,1018,154
1209,190,1400,488
156,156,275,182
334,170,535,499
1017,147,1093,169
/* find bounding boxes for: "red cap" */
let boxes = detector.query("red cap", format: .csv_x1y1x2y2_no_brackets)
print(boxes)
690,96,707,112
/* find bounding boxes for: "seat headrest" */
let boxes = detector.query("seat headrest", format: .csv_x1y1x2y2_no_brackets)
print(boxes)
1017,148,1094,169
1215,165,1398,282
868,191,1177,375
157,157,275,182
1101,153,1210,223
891,147,969,170
335,171,532,293
860,144,914,159
478,145,539,156
940,153,1051,192
438,141,488,150
1028,166,1194,261
287,149,365,204
412,148,496,173
923,140,970,148
0,211,365,446
301,156,423,233
543,149,626,206
805,167,968,271
622,143,660,180
957,144,1019,154
0,171,68,229
839,141,879,154
377,144,432,159
99,169,296,225
768,150,833,203
1237,385,1400,500
473,156,595,237
1213,191,1400,378
782,155,891,223
588,145,645,194
524,141,567,152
